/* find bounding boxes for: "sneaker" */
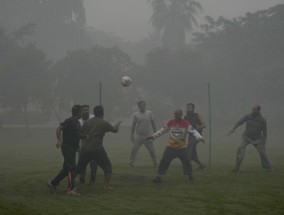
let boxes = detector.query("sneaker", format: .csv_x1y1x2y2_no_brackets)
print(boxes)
67,188,81,196
153,176,161,183
47,181,56,192
263,167,272,172
128,163,134,168
199,164,205,170
104,186,113,190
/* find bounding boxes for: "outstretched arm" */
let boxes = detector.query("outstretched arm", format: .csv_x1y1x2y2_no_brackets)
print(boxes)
228,115,248,135
113,121,122,133
148,125,169,140
187,126,204,143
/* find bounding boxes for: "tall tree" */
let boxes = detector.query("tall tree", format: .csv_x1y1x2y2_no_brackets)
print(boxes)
0,0,89,59
0,0,85,28
149,0,202,49
192,4,284,113
0,27,52,135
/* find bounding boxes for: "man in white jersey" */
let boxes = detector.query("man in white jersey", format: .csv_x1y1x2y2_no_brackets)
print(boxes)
78,105,97,184
129,101,158,167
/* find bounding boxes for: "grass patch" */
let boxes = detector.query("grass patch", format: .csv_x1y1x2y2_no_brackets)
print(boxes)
0,126,283,215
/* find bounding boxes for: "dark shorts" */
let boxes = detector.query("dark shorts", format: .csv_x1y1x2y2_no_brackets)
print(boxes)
77,147,112,174
158,146,192,175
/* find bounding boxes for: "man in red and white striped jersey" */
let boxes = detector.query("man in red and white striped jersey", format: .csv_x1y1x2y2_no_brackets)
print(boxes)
148,108,204,183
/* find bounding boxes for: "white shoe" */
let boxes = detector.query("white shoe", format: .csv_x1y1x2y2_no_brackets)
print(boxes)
67,188,81,196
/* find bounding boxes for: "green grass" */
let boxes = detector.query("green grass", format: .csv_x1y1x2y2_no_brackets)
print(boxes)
0,126,283,215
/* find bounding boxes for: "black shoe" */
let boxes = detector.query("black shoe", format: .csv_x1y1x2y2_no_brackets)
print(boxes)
188,175,194,181
153,176,161,183
89,178,96,184
263,167,271,172
199,164,205,170
80,178,85,184
232,168,239,173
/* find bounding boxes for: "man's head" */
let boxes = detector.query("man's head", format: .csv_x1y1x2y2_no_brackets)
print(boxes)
81,104,90,119
93,105,104,118
174,108,183,120
72,105,81,118
137,101,146,113
252,105,261,117
186,103,195,113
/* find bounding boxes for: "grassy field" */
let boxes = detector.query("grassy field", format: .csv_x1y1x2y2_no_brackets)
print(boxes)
0,126,283,215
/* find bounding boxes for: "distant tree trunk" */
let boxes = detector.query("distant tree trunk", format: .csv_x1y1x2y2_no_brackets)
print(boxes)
23,103,31,137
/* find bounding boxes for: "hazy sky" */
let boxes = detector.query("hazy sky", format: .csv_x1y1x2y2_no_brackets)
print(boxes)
84,0,283,41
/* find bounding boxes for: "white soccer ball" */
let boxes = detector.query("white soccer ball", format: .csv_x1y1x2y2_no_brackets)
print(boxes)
121,76,131,87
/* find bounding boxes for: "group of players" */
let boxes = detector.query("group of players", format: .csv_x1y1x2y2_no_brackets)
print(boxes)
47,102,271,196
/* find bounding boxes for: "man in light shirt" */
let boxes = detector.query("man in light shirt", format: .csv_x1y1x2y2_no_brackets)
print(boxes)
129,101,158,168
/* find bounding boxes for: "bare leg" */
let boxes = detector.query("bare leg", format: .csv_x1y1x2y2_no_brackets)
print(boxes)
104,173,112,190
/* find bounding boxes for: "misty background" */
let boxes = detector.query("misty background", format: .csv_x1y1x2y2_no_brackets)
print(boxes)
84,0,284,41
0,0,283,135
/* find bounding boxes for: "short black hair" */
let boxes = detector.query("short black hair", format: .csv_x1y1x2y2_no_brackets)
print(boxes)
81,104,90,109
255,105,261,112
137,101,145,106
93,105,104,117
72,105,81,116
187,103,195,109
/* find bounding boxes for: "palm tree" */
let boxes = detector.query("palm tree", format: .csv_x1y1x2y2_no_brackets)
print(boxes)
149,0,202,49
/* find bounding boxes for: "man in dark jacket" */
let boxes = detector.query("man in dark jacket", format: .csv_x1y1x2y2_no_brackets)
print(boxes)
184,103,206,169
228,105,271,172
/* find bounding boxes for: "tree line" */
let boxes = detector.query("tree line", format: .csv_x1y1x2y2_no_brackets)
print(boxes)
0,1,283,132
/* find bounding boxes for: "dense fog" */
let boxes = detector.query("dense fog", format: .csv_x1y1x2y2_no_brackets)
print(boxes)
0,0,283,130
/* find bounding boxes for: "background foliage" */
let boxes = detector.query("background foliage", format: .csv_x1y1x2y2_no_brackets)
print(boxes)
0,2,284,128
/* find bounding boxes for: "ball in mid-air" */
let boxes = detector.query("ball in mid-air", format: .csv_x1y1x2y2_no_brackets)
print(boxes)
121,76,131,87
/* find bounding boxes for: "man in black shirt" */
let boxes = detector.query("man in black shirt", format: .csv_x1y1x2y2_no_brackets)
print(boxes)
184,103,206,169
228,105,271,172
47,105,82,195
